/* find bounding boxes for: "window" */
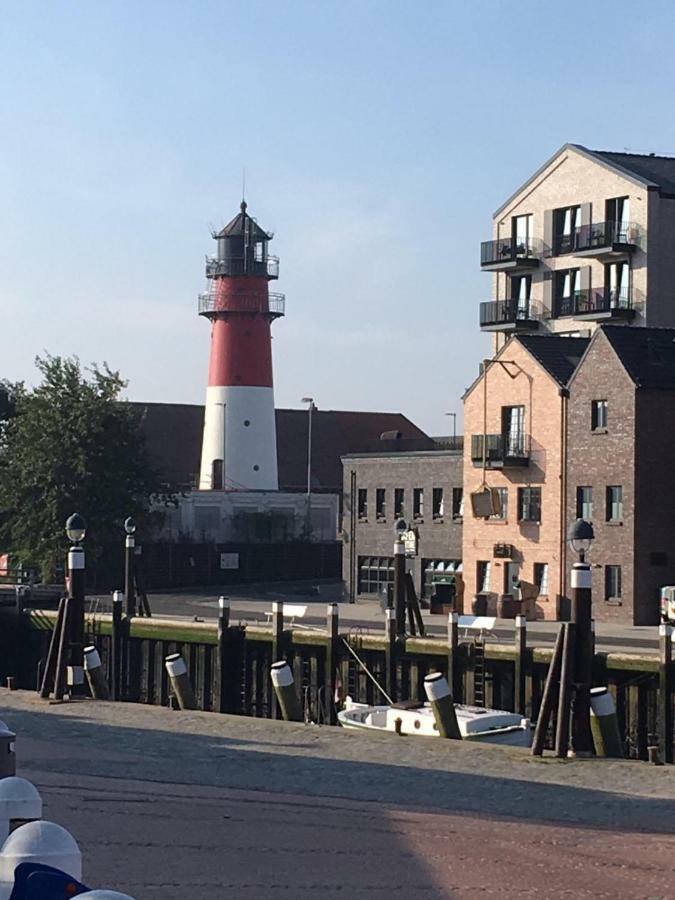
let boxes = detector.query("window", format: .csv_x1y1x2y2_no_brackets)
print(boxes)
554,268,581,316
375,488,386,521
512,214,533,250
477,560,491,593
554,205,580,255
534,563,549,596
605,565,622,601
576,486,593,520
502,405,526,456
357,556,394,595
604,261,630,308
591,400,608,431
452,487,464,520
606,485,623,522
432,487,444,520
394,488,405,518
606,196,630,240
518,487,541,523
490,487,508,520
413,488,424,520
357,488,368,520
422,559,459,598
509,274,532,318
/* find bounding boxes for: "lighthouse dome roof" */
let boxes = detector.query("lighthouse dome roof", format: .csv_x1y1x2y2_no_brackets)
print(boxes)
215,200,272,241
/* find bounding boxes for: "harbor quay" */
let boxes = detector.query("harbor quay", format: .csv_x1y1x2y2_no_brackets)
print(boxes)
2,690,675,897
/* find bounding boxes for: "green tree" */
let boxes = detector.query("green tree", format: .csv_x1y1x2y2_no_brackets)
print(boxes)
0,355,174,578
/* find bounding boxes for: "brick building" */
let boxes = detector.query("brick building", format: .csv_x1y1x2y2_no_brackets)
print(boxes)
462,335,588,620
341,446,463,602
479,144,675,349
567,325,675,625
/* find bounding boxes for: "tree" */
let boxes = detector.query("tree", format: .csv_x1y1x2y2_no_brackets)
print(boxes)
0,355,174,579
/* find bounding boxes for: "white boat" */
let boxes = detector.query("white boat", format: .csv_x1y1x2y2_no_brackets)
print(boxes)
338,697,531,746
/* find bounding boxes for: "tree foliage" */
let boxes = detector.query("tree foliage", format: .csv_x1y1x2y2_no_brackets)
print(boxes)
0,355,174,578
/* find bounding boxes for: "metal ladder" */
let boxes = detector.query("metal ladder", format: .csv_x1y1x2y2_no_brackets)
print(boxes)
473,638,486,707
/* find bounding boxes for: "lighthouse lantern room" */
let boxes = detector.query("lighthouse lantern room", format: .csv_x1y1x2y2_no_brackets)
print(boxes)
197,201,284,491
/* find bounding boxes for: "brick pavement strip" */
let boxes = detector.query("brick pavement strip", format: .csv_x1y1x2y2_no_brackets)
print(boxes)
1,690,675,898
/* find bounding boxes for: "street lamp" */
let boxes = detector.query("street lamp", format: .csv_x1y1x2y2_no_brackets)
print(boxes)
65,513,86,695
567,517,595,757
124,517,137,618
65,513,86,545
301,397,315,539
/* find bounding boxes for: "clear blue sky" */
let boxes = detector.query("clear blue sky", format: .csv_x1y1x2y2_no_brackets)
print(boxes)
2,0,675,434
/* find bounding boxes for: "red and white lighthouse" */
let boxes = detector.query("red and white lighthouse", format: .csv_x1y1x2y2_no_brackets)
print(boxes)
197,201,284,491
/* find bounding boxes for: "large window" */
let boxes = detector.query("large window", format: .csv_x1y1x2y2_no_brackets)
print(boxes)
606,485,623,522
605,565,622,601
490,487,509,520
477,560,492,593
394,488,405,518
605,261,630,308
432,488,444,520
606,196,630,239
357,488,368,520
502,405,526,456
357,556,394,596
518,487,541,523
534,562,549,596
509,274,532,318
554,268,581,316
554,205,581,255
512,214,533,250
452,487,464,520
592,399,608,431
576,486,593,520
413,488,424,521
376,488,386,521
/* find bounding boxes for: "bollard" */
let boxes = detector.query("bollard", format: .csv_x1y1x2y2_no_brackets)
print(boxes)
111,591,124,702
164,654,197,710
423,672,462,740
590,687,624,758
83,646,110,701
0,821,81,885
0,778,42,834
270,661,302,722
0,720,16,778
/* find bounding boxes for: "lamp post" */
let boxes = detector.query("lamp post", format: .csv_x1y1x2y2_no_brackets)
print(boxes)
124,517,136,618
301,397,315,539
568,517,595,757
65,513,86,695
445,412,457,448
394,517,408,637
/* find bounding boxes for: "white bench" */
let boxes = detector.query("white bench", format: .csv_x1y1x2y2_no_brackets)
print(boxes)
457,615,497,638
264,603,308,626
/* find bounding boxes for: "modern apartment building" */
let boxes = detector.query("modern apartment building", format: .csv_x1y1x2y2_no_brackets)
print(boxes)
342,447,464,602
479,144,675,349
462,335,588,620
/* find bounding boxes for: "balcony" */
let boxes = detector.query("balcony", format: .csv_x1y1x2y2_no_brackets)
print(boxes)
479,299,540,333
572,222,641,258
554,288,636,321
471,433,530,469
205,255,280,279
198,290,286,318
480,237,542,271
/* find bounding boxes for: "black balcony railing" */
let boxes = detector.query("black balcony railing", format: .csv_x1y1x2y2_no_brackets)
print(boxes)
480,237,543,268
471,433,530,467
479,299,538,328
573,221,640,253
554,288,634,318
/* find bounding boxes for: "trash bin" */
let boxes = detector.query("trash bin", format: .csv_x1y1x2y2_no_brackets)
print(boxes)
430,582,456,615
472,593,488,616
0,719,16,778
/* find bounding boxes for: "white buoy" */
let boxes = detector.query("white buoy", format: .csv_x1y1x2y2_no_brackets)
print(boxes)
0,778,42,831
0,820,81,883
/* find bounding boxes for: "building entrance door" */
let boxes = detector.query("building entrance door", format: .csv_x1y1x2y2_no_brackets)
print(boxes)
505,562,520,599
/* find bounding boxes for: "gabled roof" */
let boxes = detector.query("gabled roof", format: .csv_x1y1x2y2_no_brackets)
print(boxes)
494,143,675,218
516,335,590,386
599,325,675,390
215,201,272,241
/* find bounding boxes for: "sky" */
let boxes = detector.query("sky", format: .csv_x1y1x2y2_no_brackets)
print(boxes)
2,0,675,435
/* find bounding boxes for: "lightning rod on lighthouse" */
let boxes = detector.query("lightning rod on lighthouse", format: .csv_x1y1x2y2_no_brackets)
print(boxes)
197,201,284,491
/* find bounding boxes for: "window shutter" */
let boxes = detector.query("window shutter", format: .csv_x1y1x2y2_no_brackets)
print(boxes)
542,272,553,317
543,209,554,256
580,202,592,228
580,265,591,295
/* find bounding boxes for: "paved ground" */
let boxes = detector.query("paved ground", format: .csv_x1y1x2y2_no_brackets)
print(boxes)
2,690,675,897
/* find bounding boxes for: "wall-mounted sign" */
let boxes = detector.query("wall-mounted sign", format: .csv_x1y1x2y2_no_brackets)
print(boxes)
403,529,418,557
220,553,239,570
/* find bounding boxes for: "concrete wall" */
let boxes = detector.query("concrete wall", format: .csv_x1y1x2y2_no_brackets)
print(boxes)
341,452,463,600
463,340,566,620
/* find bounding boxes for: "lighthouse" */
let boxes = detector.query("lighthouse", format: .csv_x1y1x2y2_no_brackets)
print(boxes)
197,201,284,491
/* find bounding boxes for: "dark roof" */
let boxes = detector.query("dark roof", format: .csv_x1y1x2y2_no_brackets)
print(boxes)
600,325,675,389
215,201,271,241
515,335,590,385
134,403,431,492
588,150,675,194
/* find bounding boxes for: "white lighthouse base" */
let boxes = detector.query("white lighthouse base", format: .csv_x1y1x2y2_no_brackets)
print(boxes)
199,385,278,491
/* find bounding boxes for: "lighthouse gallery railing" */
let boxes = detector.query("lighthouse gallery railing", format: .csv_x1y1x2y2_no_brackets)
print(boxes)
198,291,286,317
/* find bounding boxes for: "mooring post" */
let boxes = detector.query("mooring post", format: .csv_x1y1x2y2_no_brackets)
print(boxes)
447,611,460,701
531,624,565,756
217,596,230,714
570,560,594,757
165,653,198,710
590,686,623,758
0,777,42,834
424,672,462,740
124,518,137,618
325,603,339,724
271,601,285,718
385,607,397,703
270,660,302,722
66,537,86,697
39,596,66,699
394,537,406,638
83,646,110,700
555,622,576,758
658,622,673,764
514,614,527,716
111,590,123,701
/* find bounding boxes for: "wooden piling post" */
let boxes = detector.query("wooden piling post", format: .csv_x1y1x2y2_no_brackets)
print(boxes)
658,623,673,764
39,597,66,699
270,601,285,719
53,598,73,702
270,660,302,722
385,607,397,703
514,614,527,715
590,686,623,758
555,622,576,758
424,672,462,740
447,611,459,701
217,596,230,713
83,646,110,700
531,625,565,756
325,603,339,724
165,653,198,710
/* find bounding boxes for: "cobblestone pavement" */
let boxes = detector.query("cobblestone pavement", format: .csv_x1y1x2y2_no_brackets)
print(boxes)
2,691,675,898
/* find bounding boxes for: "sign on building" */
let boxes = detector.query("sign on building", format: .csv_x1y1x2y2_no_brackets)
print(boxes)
403,529,418,557
220,553,239,570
